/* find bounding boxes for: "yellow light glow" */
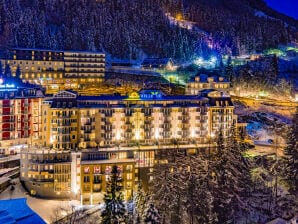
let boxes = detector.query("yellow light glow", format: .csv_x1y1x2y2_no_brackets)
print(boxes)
135,131,140,140
116,132,121,140
176,13,183,20
191,129,196,138
154,130,160,139
72,186,78,194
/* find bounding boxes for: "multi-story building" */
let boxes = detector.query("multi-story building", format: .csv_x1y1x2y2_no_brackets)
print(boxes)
80,149,135,204
20,148,72,198
0,78,44,148
0,48,105,92
20,88,246,204
41,89,238,150
186,74,230,96
20,148,135,204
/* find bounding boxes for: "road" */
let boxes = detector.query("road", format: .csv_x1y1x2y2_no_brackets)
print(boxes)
232,95,298,108
247,142,284,157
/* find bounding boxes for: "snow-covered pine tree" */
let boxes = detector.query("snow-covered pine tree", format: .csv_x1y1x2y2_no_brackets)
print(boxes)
224,56,234,85
4,63,11,78
149,149,187,223
15,65,21,79
144,203,160,224
134,182,148,223
101,165,127,224
212,128,232,223
282,111,298,194
0,60,3,76
212,125,251,223
185,174,217,224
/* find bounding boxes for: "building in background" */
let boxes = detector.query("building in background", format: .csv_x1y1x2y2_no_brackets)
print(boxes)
186,74,230,96
0,48,105,93
141,58,174,70
0,77,44,148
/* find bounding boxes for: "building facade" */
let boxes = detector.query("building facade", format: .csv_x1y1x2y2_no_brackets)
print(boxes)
80,149,135,205
20,148,72,198
41,89,237,151
0,48,105,93
20,148,136,204
0,78,44,148
186,74,230,96
19,88,245,204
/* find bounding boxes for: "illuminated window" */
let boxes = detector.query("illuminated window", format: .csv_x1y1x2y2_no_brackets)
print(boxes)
126,173,132,180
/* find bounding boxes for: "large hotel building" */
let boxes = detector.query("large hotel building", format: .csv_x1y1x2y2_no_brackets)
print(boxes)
0,48,105,92
41,89,236,150
19,88,243,204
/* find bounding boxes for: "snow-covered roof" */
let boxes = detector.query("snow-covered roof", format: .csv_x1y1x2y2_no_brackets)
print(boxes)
141,58,173,67
0,198,45,224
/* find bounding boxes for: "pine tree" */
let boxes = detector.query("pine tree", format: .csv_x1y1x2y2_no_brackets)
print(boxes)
186,174,217,224
224,56,234,85
0,60,3,77
144,203,160,224
212,126,251,223
4,63,11,78
15,65,21,79
149,149,187,223
101,165,127,224
134,182,148,223
282,110,298,194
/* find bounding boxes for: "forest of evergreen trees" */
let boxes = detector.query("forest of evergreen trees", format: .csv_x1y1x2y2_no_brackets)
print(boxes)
0,0,297,61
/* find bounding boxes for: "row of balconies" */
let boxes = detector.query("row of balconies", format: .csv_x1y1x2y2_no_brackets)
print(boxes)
66,63,105,67
64,54,105,59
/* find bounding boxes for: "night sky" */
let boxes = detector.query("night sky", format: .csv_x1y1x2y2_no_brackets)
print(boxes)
265,0,298,19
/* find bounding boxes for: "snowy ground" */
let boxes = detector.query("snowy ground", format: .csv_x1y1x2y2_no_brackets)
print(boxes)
0,179,80,223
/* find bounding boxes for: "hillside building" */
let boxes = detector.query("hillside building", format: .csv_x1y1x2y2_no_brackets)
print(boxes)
141,58,174,70
186,74,230,96
0,48,105,93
